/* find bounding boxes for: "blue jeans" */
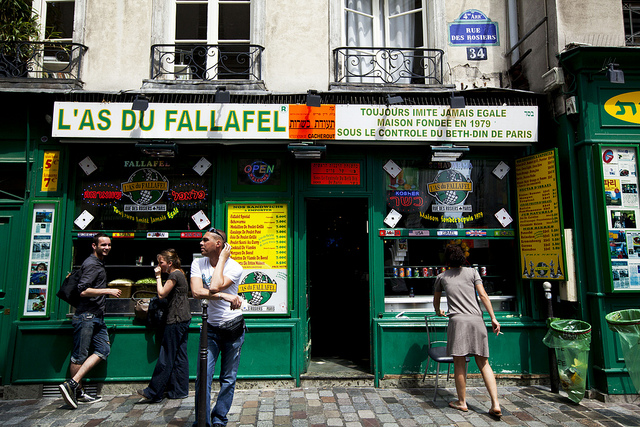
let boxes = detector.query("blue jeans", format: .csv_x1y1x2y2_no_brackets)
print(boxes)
70,312,110,364
144,320,190,401
194,325,245,426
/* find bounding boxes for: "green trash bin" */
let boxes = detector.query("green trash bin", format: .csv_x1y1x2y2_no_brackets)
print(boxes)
606,309,640,394
543,319,592,403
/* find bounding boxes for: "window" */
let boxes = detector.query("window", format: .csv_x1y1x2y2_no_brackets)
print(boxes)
74,151,213,231
623,2,640,46
40,0,76,42
341,0,429,83
173,0,252,80
345,0,424,48
31,0,78,77
0,163,27,202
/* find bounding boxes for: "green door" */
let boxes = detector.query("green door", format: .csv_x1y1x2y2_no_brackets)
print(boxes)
0,208,25,384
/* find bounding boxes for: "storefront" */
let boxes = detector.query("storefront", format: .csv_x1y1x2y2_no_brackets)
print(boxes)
4,89,555,390
556,46,640,395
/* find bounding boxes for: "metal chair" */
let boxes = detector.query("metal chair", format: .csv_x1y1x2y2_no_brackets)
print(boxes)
423,315,469,401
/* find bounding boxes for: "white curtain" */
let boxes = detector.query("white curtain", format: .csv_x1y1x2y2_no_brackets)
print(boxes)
387,0,417,84
345,0,418,83
345,0,374,82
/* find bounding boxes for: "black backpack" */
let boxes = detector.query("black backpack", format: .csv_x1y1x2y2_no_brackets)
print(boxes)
56,268,83,307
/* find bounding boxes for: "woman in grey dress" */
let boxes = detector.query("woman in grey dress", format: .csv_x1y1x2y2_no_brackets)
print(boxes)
433,245,502,418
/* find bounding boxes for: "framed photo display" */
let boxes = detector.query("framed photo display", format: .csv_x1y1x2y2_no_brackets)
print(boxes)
603,147,640,290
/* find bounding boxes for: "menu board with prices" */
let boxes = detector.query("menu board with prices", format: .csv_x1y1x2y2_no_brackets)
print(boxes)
602,147,640,291
516,150,566,280
23,204,56,316
227,203,289,314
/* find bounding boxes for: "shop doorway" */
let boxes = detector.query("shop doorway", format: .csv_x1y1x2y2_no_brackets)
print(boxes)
306,198,370,372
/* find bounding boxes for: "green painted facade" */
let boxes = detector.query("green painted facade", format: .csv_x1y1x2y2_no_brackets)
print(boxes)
5,88,622,393
556,47,640,395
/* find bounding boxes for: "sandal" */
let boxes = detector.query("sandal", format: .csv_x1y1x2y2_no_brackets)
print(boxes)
488,408,502,419
449,401,468,412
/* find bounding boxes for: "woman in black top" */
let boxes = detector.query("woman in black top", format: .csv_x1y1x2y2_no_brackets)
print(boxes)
138,249,192,402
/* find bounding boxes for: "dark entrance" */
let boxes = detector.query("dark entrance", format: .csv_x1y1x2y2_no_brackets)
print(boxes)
306,198,370,371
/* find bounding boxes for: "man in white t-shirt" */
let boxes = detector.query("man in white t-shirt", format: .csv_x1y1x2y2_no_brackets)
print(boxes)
190,227,244,427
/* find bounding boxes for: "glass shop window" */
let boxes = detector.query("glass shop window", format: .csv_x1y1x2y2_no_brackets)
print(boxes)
385,159,512,229
74,153,212,231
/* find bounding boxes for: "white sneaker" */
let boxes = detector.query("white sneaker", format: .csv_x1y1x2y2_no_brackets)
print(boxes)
59,379,78,409
77,388,102,404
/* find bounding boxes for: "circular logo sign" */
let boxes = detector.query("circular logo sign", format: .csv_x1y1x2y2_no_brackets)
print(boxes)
602,149,614,164
427,169,472,205
121,168,169,205
239,271,276,306
535,262,549,277
244,161,274,184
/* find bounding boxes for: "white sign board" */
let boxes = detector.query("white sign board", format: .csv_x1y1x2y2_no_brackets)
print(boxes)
333,105,537,142
52,102,289,139
52,102,537,143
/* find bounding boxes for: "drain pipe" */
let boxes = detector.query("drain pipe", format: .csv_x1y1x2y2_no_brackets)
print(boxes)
508,0,520,65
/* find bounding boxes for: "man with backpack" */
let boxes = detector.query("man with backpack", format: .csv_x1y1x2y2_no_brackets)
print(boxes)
58,233,121,409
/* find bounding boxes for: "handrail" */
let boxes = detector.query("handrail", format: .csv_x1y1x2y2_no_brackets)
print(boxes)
0,41,88,80
150,43,264,81
333,46,444,85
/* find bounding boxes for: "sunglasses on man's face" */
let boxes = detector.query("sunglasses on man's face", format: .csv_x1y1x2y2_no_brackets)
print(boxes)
208,228,226,242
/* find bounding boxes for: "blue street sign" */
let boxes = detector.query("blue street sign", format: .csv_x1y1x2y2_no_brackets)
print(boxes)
449,9,500,46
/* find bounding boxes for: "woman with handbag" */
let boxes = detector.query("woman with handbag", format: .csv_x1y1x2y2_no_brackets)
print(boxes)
137,249,192,402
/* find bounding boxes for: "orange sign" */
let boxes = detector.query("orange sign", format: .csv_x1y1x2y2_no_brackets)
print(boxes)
288,105,336,140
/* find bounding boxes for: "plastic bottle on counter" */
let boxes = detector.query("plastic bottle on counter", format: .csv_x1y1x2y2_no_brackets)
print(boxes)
409,287,415,298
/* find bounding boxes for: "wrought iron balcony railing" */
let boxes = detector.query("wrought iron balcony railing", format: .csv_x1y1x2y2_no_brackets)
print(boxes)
334,47,444,85
151,44,264,81
0,41,88,80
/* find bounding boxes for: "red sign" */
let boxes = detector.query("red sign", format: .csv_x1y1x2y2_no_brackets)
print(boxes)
379,229,401,237
180,232,203,239
310,163,360,185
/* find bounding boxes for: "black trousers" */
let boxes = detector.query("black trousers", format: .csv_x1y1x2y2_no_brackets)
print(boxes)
145,320,191,400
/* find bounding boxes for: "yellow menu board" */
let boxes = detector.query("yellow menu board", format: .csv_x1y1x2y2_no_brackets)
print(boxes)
228,203,288,314
516,150,565,280
228,203,287,268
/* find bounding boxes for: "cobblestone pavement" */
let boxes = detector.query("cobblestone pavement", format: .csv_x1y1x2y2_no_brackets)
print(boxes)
1,385,640,426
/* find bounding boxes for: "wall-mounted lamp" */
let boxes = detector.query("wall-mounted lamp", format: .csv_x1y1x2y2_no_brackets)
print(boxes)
306,90,322,107
135,142,178,158
430,144,469,162
386,94,404,105
132,95,149,111
288,143,326,159
606,63,625,84
215,86,231,103
449,93,465,109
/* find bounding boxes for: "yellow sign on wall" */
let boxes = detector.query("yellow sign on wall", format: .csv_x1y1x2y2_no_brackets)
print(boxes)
604,91,640,124
41,151,60,192
228,204,288,269
516,150,566,280
227,203,289,314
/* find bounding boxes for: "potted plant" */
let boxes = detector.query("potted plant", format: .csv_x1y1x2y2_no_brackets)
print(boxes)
0,0,40,77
